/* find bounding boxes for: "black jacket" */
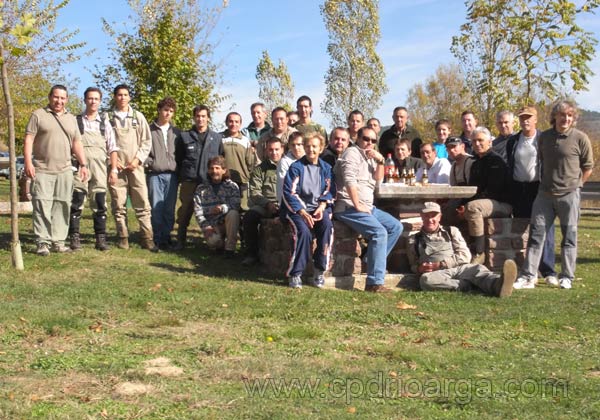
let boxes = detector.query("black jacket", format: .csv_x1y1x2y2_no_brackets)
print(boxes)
175,128,223,183
466,149,510,203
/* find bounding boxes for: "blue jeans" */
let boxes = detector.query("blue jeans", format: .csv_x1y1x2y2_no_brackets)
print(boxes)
540,223,556,277
335,207,403,286
147,172,179,245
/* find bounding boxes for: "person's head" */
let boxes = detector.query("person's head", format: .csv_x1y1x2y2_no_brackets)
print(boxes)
304,133,326,163
495,110,515,137
392,106,409,131
366,117,381,135
550,99,579,133
287,110,299,125
435,119,452,143
470,126,492,157
517,106,538,136
420,143,437,167
207,155,229,184
461,110,478,136
48,84,68,113
271,107,288,133
83,87,102,114
287,132,305,160
156,97,176,125
225,112,242,135
193,105,211,131
356,127,378,151
445,137,466,160
394,138,412,161
250,102,267,127
296,95,313,120
347,110,364,135
420,202,442,233
113,84,131,111
329,127,350,155
265,136,283,163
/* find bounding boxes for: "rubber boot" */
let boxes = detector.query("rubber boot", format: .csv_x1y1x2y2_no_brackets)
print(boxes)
95,234,110,251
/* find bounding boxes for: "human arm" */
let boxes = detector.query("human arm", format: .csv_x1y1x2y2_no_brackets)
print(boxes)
23,133,36,178
131,114,152,170
71,137,89,182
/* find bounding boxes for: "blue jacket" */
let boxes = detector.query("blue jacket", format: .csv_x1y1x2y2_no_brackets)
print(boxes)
281,156,335,217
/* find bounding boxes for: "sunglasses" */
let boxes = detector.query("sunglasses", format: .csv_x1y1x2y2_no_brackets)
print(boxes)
361,136,378,144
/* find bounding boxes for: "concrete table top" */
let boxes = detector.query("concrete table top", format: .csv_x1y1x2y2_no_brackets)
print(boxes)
376,184,477,200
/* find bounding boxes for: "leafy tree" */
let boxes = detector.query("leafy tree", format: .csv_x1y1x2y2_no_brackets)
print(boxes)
451,0,599,126
94,0,226,127
255,50,294,114
320,0,388,127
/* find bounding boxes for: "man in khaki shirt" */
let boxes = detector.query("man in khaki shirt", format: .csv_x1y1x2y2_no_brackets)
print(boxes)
24,84,89,256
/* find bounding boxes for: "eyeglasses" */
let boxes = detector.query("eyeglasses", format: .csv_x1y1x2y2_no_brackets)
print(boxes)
361,136,378,144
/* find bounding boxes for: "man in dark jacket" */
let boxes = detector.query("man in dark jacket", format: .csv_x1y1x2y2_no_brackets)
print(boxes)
378,106,422,158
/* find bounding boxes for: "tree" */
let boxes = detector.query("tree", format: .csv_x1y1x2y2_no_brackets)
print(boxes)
255,50,294,114
0,0,85,270
94,0,226,127
320,0,388,127
451,0,599,126
405,63,474,138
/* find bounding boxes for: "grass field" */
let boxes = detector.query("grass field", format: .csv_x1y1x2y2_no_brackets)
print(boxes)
0,181,599,419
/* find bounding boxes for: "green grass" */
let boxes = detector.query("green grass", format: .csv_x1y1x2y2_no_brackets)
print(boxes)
0,204,599,419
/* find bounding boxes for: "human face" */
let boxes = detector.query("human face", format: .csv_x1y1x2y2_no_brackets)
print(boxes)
226,114,242,136
394,142,410,161
251,105,266,127
461,113,477,135
348,114,364,134
367,119,381,134
446,142,465,160
421,211,441,233
114,88,130,112
158,106,175,125
304,137,323,164
496,114,514,137
555,109,575,133
266,140,283,163
436,124,451,143
208,163,225,184
357,128,377,150
271,110,288,133
288,137,305,160
471,132,491,157
48,88,68,114
288,113,299,125
329,129,349,155
420,144,436,166
297,100,312,120
194,109,210,132
84,91,101,115
392,109,408,131
519,114,537,136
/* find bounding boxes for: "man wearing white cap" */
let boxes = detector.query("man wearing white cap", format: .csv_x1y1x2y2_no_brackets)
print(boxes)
407,202,517,297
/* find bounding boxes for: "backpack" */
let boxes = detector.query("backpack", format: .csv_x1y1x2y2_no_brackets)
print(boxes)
76,114,106,137
413,226,454,258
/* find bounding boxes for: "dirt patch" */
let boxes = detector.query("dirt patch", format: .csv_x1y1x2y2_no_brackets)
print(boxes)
114,381,155,397
143,357,183,377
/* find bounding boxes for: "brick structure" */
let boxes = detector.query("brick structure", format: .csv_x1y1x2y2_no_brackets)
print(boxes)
485,218,529,271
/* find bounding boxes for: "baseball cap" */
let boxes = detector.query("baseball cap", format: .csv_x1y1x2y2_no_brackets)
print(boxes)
421,202,441,213
446,137,462,146
517,106,537,117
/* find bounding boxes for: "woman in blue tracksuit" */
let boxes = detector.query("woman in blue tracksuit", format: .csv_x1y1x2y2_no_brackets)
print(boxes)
281,133,335,289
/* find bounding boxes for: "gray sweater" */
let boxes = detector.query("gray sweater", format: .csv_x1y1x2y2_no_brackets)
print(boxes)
146,121,178,173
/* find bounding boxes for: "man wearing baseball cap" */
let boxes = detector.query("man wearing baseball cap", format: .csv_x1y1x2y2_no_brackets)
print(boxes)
407,202,517,297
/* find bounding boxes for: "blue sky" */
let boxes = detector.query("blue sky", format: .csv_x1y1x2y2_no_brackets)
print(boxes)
58,0,600,130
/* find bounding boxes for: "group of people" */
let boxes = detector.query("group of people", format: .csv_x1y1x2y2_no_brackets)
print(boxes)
24,85,593,295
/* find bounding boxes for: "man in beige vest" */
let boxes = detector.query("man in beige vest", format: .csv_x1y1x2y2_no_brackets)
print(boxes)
24,84,89,256
107,84,156,251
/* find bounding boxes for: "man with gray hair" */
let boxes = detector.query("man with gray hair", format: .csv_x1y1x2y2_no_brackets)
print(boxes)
492,110,515,161
514,100,594,290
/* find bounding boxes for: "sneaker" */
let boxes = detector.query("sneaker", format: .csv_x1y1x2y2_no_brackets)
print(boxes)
545,275,559,287
498,259,517,297
312,270,325,288
36,243,50,256
51,242,72,253
559,278,572,289
513,276,535,290
289,275,302,289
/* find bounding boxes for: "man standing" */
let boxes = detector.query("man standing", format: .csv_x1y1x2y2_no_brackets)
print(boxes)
69,87,117,252
174,105,223,250
222,112,255,211
241,137,284,265
108,84,155,251
515,100,594,290
378,106,422,158
334,127,403,292
320,127,350,168
408,202,516,297
347,110,365,143
416,143,451,184
459,110,478,155
492,110,515,161
243,102,271,144
256,106,297,162
366,118,382,138
145,97,179,250
24,84,89,255
294,95,328,141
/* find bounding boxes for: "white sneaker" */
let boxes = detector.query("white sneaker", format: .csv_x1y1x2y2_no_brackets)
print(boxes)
289,275,302,289
545,275,559,287
559,278,572,289
513,276,536,290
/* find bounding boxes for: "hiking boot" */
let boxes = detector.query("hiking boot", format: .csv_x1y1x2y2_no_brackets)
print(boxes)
69,233,81,251
36,243,50,256
497,259,517,298
312,270,325,288
141,238,159,253
117,237,129,250
289,275,302,289
51,242,72,253
364,284,393,293
95,234,110,251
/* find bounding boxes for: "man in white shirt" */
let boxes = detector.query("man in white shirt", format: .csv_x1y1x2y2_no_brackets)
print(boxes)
417,143,451,184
